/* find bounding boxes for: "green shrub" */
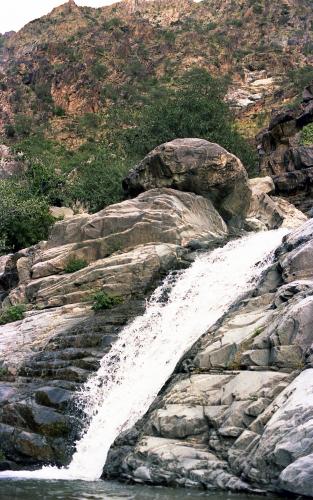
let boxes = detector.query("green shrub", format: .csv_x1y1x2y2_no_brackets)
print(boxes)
288,66,313,92
0,180,54,253
116,68,257,174
4,124,15,138
14,114,33,137
53,106,66,117
300,123,313,146
64,258,88,273
91,62,108,79
0,305,26,325
92,291,123,311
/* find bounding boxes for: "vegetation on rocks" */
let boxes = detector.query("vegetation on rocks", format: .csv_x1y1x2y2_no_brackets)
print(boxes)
0,305,26,325
300,123,313,146
92,292,123,311
0,180,54,254
64,258,88,274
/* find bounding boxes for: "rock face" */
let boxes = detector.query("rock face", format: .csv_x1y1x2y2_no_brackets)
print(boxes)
0,185,227,466
123,139,251,224
0,151,310,491
246,176,307,231
104,218,313,496
258,81,313,213
6,188,226,309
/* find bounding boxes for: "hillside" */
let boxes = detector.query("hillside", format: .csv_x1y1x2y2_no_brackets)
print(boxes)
0,0,312,147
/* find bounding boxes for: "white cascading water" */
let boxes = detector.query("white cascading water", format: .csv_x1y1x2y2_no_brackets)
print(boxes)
0,229,288,481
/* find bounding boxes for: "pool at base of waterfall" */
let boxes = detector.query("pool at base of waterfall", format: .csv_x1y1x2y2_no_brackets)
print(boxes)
0,479,283,500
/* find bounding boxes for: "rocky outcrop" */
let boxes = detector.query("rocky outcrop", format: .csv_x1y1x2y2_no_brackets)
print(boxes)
258,81,313,213
246,176,307,231
123,139,251,224
0,144,309,487
104,218,313,496
5,188,227,308
0,185,228,466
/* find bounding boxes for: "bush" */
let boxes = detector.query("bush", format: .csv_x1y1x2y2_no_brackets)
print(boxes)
116,68,257,174
65,146,128,212
0,180,54,253
300,123,313,146
53,106,66,116
288,66,313,93
0,305,26,325
92,291,123,311
64,258,88,273
91,62,108,79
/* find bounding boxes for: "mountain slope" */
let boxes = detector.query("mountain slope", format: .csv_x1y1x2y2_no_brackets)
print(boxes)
0,0,312,146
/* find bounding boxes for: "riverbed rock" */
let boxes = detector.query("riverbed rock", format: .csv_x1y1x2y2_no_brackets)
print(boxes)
123,139,251,223
104,218,313,496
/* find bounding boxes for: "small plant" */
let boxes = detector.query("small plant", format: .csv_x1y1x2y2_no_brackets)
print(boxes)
0,305,26,325
300,123,313,146
92,291,123,311
64,258,88,274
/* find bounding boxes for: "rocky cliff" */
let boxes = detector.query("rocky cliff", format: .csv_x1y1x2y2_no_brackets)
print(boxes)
0,139,310,498
258,80,313,214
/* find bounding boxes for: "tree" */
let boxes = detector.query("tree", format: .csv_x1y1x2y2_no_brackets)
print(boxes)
117,68,257,173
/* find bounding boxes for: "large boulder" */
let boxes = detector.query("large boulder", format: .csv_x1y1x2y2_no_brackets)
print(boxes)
123,139,251,223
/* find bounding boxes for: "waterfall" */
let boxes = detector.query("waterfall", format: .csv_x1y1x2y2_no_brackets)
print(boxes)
0,229,287,481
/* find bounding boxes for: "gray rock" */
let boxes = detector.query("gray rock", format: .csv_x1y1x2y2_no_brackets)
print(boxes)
123,139,251,223
279,454,313,496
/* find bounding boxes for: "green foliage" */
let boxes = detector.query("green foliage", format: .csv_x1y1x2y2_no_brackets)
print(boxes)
115,68,257,174
4,124,16,138
102,17,121,30
14,114,33,138
300,123,313,145
53,106,66,117
91,62,108,79
0,180,54,253
206,22,217,30
78,113,100,130
64,258,88,273
0,448,5,461
126,58,147,78
32,83,52,104
92,291,123,311
288,66,313,92
66,146,128,212
303,42,313,57
0,305,26,325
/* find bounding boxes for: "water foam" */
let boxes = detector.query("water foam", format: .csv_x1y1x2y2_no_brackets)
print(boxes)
0,229,287,481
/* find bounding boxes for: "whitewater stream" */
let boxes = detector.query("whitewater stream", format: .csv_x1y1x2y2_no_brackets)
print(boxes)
0,229,287,490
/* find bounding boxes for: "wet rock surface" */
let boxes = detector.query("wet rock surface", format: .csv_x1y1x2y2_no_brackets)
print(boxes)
104,219,313,497
0,148,311,495
0,181,229,467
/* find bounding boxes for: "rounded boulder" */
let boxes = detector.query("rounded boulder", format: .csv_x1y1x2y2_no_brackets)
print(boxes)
123,138,251,223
